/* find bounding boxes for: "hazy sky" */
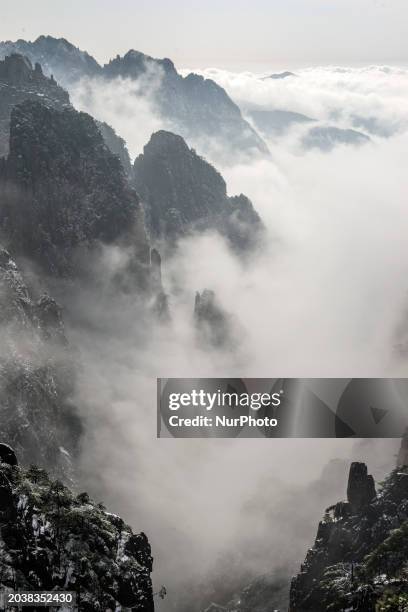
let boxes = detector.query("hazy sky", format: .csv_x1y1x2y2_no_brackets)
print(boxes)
1,0,408,70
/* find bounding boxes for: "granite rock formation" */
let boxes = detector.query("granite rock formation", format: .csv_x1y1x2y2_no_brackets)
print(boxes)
0,100,150,278
0,458,155,611
0,53,138,177
0,53,69,156
397,428,408,467
346,462,376,513
133,130,264,251
0,249,80,480
290,456,408,611
194,289,234,349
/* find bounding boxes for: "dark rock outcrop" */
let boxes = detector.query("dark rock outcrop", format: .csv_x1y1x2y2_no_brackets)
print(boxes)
397,428,408,467
0,53,69,156
194,290,234,349
347,462,376,512
0,443,17,466
0,100,150,277
133,130,264,251
0,459,155,611
290,461,408,611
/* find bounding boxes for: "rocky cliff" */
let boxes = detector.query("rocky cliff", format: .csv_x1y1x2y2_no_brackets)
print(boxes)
290,455,408,611
133,130,264,251
0,53,139,177
0,249,80,481
97,119,133,177
104,50,268,161
194,289,234,349
0,53,69,156
0,99,150,278
0,453,154,611
0,36,268,162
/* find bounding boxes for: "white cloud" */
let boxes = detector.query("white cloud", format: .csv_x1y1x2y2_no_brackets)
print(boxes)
182,65,408,137
70,73,166,159
60,65,408,610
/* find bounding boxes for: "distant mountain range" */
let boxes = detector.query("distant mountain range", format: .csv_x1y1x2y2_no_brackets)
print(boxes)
247,108,370,151
302,125,370,151
0,36,269,162
262,71,297,80
247,109,315,137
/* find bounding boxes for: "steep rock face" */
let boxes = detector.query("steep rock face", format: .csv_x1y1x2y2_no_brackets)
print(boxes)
289,460,408,611
397,428,408,467
0,460,154,611
0,249,80,480
0,54,69,156
0,53,137,176
347,462,376,513
105,51,269,162
133,130,264,251
0,100,150,277
97,119,133,177
0,36,268,161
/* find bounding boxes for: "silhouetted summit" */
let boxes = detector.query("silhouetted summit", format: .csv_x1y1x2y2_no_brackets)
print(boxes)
133,130,264,251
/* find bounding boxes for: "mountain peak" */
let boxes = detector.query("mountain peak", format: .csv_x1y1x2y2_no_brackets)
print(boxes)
104,49,177,78
133,129,263,251
143,129,191,154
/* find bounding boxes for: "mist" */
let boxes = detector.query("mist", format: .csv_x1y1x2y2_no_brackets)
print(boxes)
52,64,408,610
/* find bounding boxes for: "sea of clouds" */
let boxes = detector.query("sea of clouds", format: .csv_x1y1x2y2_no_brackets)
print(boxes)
65,64,408,610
